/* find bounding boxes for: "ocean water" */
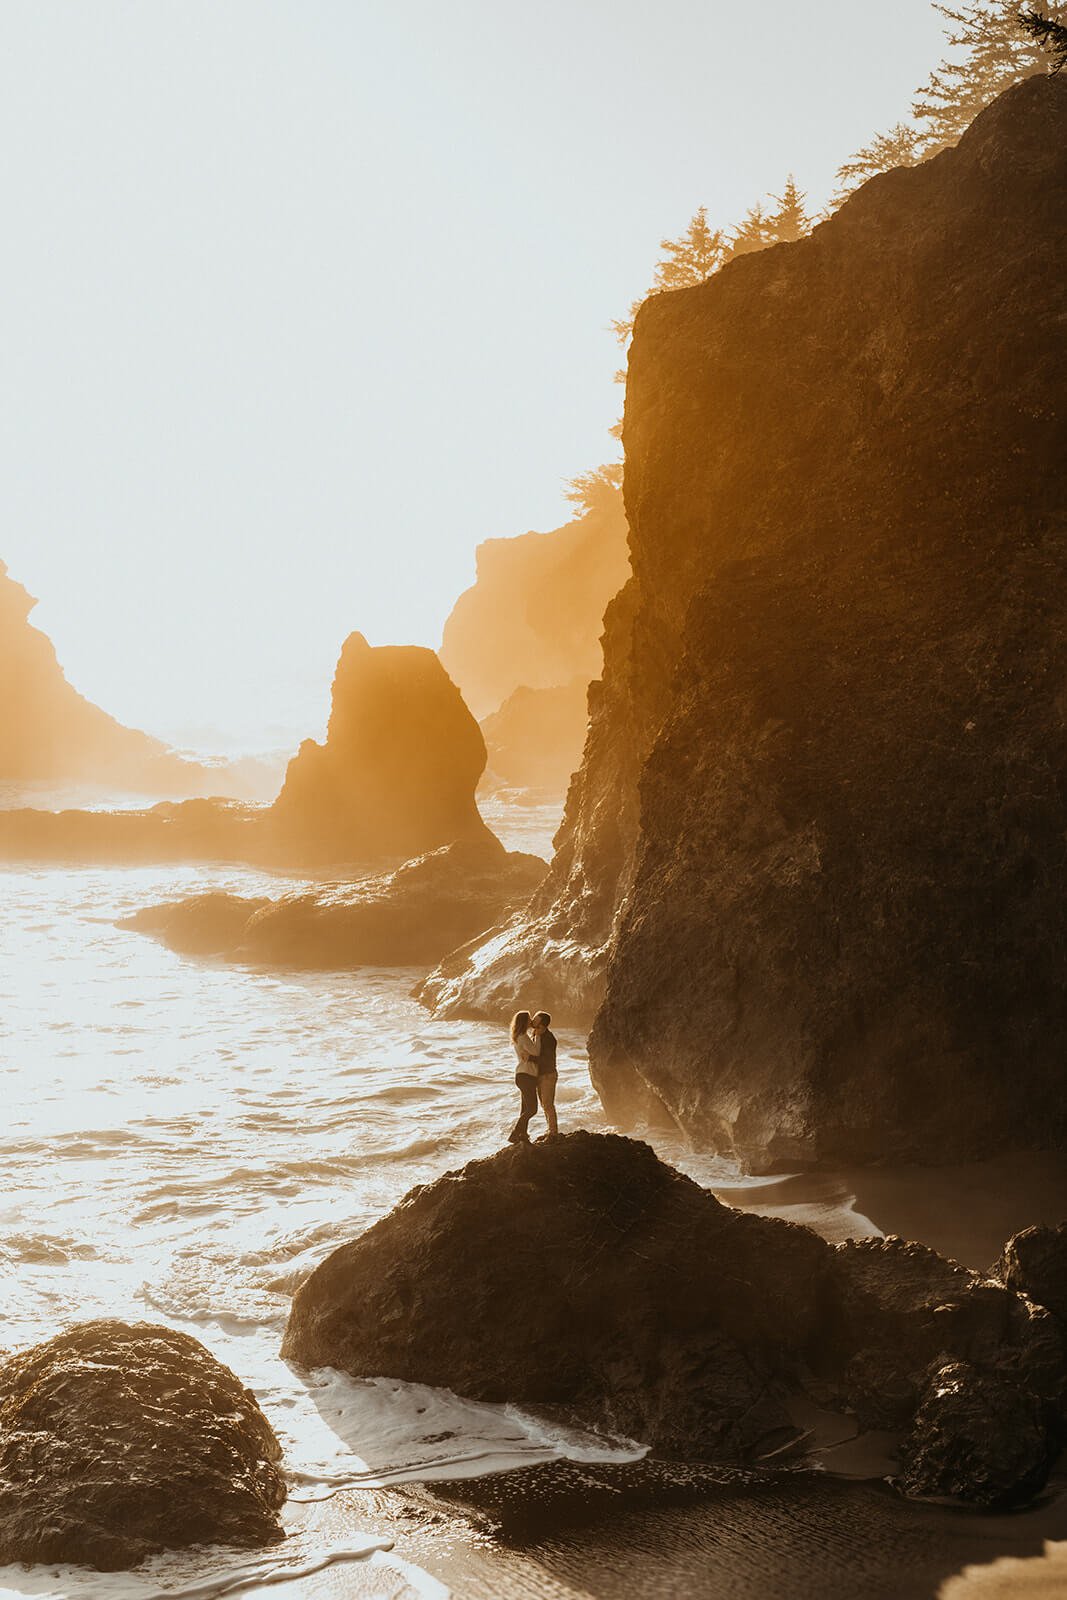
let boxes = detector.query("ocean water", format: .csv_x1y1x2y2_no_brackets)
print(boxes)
6,793,1062,1599
0,795,692,1600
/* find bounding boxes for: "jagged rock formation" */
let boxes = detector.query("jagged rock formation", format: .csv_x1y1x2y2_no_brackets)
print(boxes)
421,78,1067,1166
283,1133,1067,1508
480,680,591,791
440,475,630,721
0,633,500,869
0,1320,285,1570
0,560,230,797
121,838,546,965
268,633,495,864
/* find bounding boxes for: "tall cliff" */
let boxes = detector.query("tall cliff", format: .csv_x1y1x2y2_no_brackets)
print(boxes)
421,77,1067,1169
440,475,630,715
0,561,220,796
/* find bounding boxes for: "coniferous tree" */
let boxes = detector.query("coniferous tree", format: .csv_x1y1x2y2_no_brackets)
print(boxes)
1020,8,1067,69
725,203,775,259
832,123,924,206
833,2,1066,205
767,175,813,242
913,1,1067,151
612,206,728,346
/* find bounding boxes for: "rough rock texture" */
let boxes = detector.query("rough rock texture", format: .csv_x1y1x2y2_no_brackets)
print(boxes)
898,1360,1059,1510
284,1132,832,1459
0,561,235,798
268,633,495,865
0,1320,285,1570
440,477,630,719
481,680,591,794
283,1132,1065,1502
993,1224,1067,1325
122,838,546,967
422,78,1067,1164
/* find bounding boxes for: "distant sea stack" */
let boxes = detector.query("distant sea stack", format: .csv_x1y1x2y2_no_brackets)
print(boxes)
0,560,218,796
422,78,1067,1169
268,632,497,864
440,473,630,792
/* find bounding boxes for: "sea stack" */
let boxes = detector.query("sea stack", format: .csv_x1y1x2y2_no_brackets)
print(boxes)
420,77,1067,1168
268,632,497,864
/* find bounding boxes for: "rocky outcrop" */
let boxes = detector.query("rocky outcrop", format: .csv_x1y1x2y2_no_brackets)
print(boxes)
283,1132,1067,1505
0,560,239,798
481,679,591,793
440,471,630,720
122,838,546,966
267,633,494,865
0,1320,285,1570
898,1360,1059,1510
422,78,1067,1165
993,1225,1067,1325
0,633,502,870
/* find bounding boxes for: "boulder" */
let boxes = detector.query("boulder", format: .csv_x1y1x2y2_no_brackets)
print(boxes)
283,1133,1067,1507
283,1132,832,1460
993,1224,1067,1324
122,838,546,967
898,1360,1059,1510
0,1320,285,1570
268,633,495,865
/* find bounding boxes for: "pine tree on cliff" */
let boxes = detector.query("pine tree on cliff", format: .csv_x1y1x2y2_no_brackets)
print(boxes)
833,1,1067,204
914,1,1067,150
766,176,813,243
611,207,727,347
832,124,925,206
725,203,775,259
1020,8,1067,69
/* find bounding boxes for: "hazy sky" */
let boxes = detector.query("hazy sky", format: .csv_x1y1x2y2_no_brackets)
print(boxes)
0,0,945,753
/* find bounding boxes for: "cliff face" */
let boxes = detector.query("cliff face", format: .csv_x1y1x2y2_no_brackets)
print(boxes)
439,479,630,720
423,77,1067,1166
0,561,218,796
269,632,496,864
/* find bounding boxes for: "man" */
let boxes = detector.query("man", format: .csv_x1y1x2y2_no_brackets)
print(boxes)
530,1011,558,1135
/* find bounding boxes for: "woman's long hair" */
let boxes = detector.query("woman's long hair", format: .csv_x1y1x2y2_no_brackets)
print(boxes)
509,1010,531,1043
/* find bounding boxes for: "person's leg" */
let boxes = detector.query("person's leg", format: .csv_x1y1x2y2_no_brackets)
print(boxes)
537,1073,558,1135
508,1073,539,1142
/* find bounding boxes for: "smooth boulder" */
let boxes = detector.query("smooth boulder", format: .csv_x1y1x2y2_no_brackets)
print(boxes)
0,1320,285,1570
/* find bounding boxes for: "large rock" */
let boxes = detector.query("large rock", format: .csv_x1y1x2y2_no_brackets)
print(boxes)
268,633,495,865
993,1224,1067,1325
898,1360,1059,1510
422,78,1067,1165
283,1132,832,1459
0,1320,285,1570
282,1132,1066,1504
122,838,546,966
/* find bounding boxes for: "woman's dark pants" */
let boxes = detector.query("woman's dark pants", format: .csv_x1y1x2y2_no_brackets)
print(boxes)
508,1072,539,1142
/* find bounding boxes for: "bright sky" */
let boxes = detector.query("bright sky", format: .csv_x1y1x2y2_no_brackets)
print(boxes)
0,0,945,754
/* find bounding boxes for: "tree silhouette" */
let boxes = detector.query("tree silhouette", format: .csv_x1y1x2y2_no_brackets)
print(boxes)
833,2,1067,205
914,1,1067,151
767,175,814,243
832,124,925,206
1020,8,1067,69
612,207,728,347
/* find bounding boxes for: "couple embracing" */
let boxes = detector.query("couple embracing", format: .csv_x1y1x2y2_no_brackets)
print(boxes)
507,1010,558,1144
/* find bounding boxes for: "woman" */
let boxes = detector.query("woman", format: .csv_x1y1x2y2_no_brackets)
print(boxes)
507,1010,540,1144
